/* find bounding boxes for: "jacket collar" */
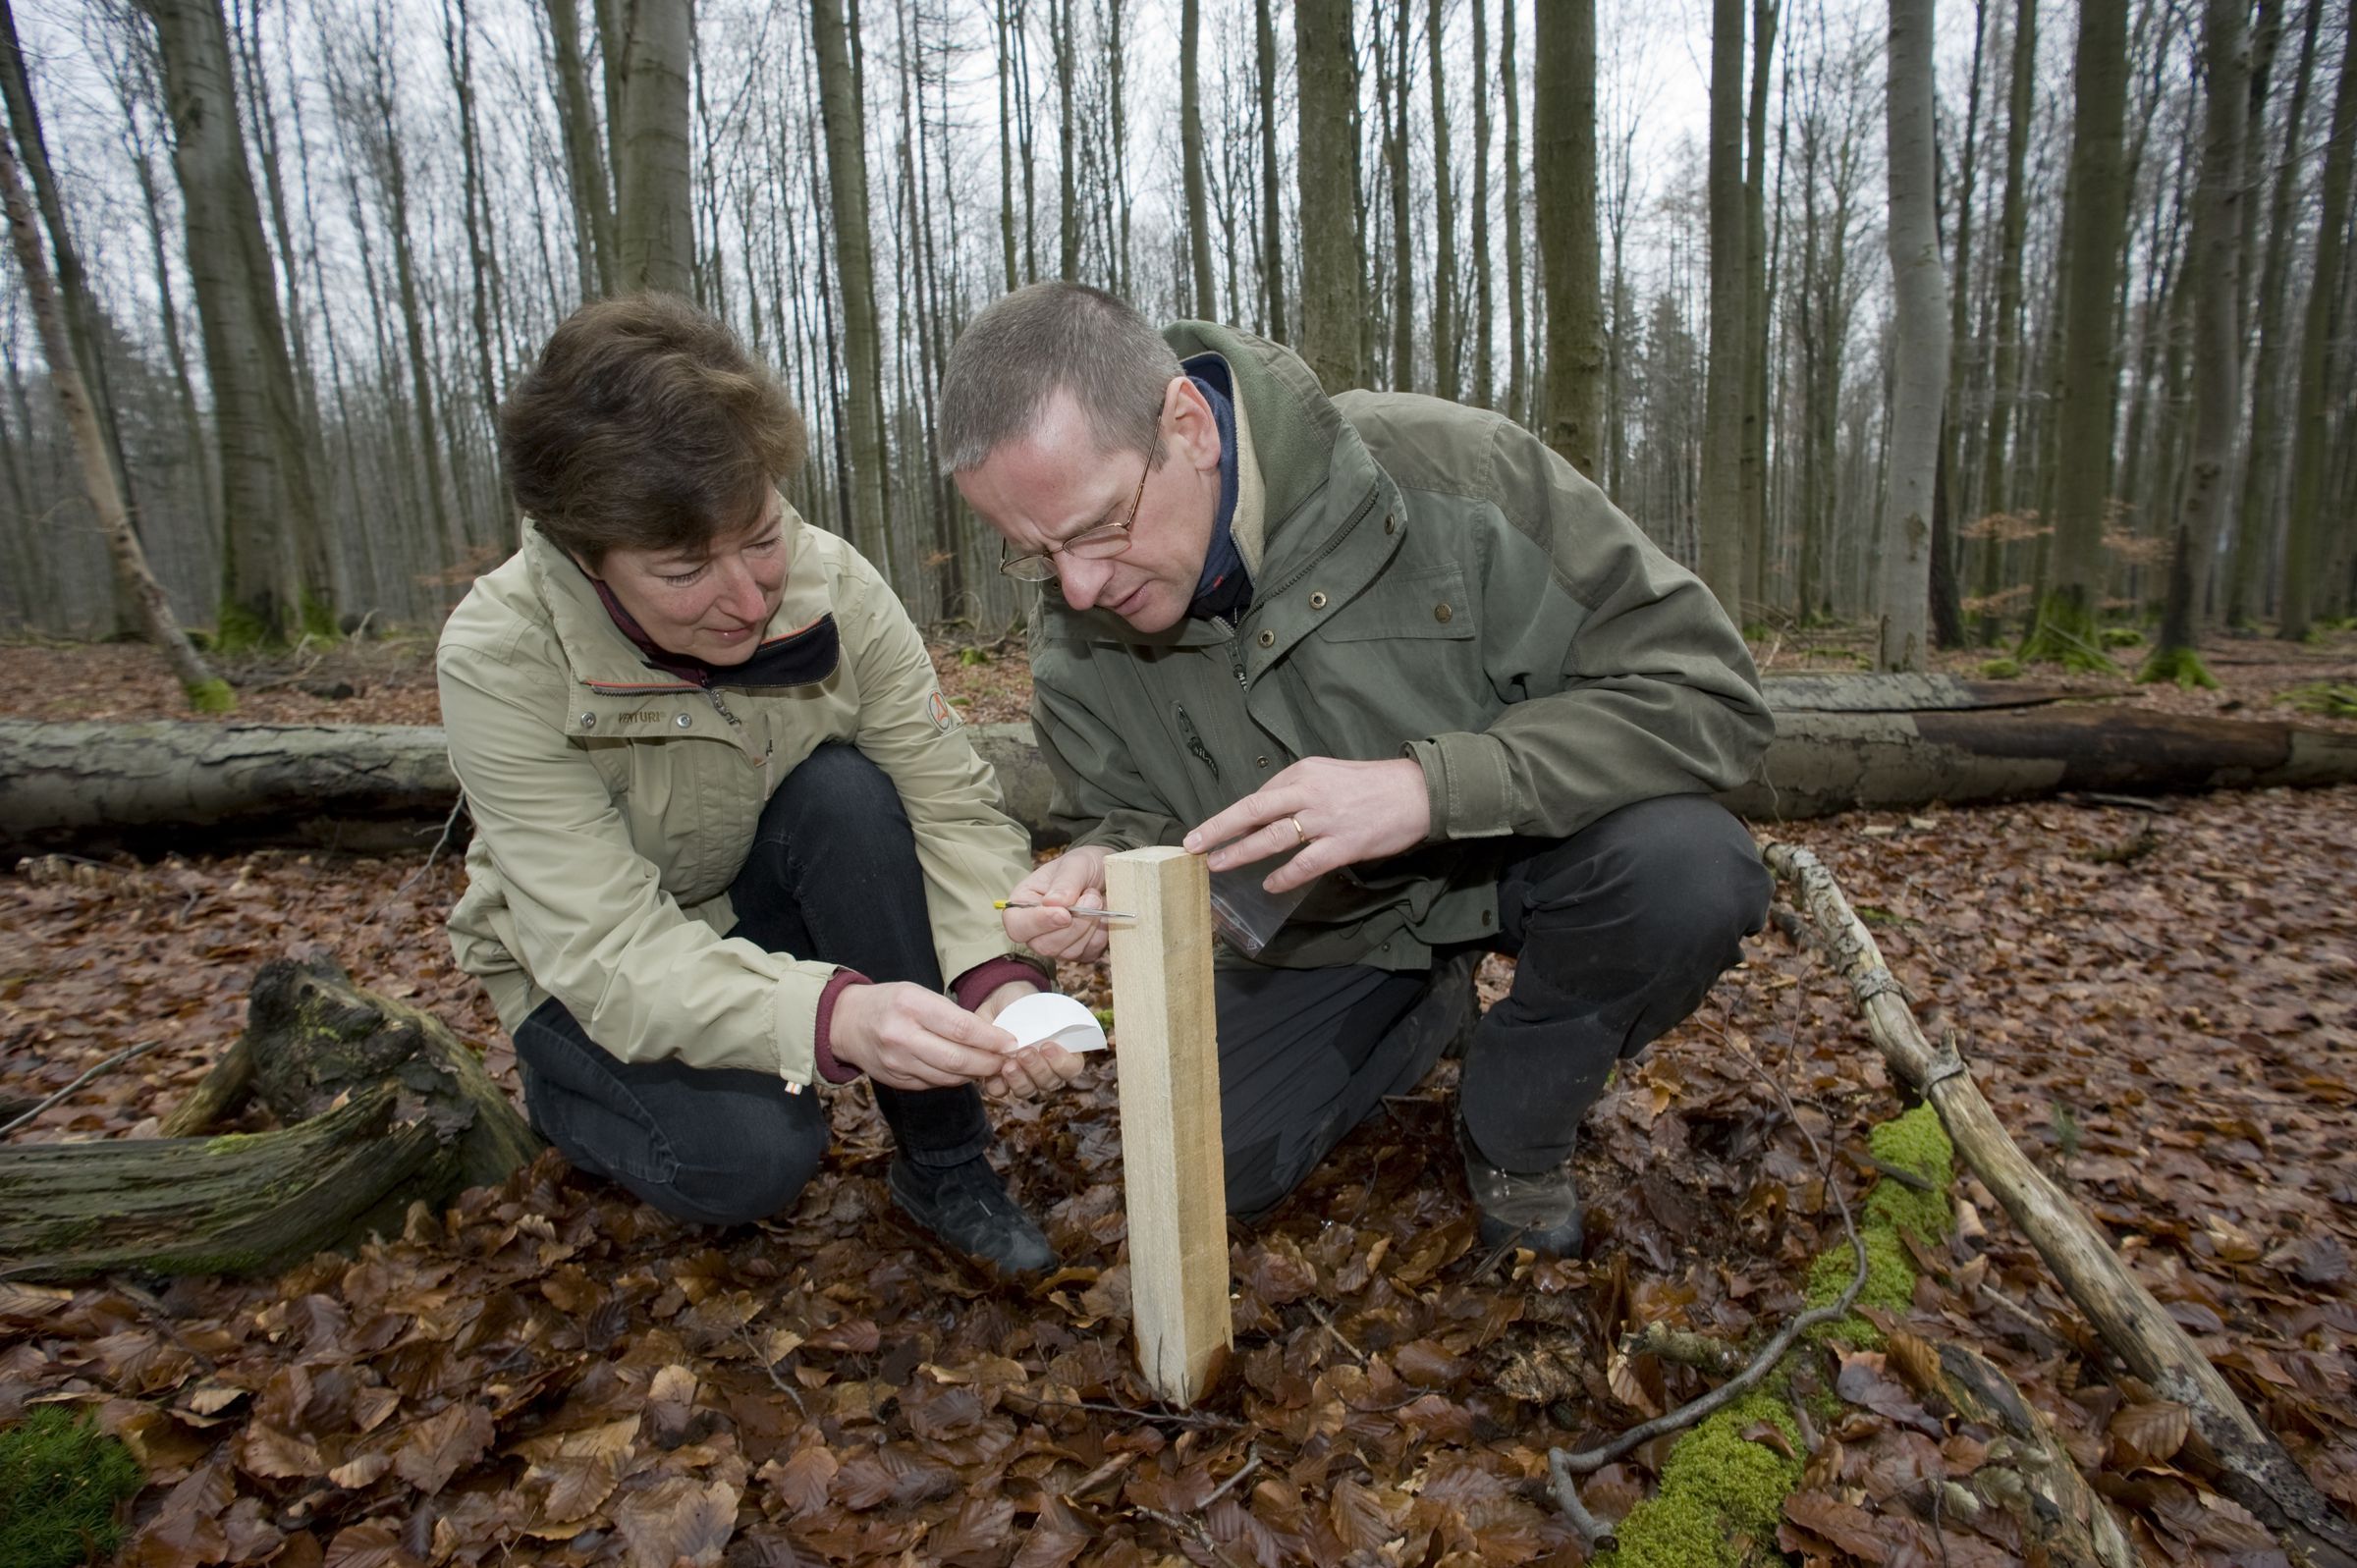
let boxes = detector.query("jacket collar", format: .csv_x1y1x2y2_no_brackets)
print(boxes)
521,507,842,695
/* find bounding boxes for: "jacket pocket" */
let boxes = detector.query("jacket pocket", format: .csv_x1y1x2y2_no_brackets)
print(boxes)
1319,566,1479,642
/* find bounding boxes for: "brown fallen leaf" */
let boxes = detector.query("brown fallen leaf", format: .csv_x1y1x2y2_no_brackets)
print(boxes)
393,1401,495,1495
613,1475,739,1568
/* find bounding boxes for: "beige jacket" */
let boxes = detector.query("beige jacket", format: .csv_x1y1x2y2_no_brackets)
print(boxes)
438,510,1034,1087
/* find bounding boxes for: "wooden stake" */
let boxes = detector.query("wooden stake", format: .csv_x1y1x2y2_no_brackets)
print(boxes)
1104,846,1231,1405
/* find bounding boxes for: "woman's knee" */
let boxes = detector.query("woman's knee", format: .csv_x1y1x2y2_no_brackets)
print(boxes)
658,1133,828,1226
764,743,908,840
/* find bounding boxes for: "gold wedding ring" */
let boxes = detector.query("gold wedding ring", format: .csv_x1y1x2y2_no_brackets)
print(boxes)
1289,815,1310,847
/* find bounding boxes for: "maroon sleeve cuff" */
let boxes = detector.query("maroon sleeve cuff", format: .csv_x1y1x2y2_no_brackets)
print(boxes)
811,968,872,1084
952,955,1053,1013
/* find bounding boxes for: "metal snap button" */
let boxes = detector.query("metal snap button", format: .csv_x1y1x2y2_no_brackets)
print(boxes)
579,713,596,729
1257,629,1276,648
1434,603,1453,623
1309,591,1329,610
1256,755,1270,768
1384,514,1397,534
675,713,693,729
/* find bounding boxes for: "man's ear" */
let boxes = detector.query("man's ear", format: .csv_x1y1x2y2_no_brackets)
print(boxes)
1165,375,1222,474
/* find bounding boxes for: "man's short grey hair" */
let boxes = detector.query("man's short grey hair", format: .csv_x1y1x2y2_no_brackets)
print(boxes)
938,282,1182,472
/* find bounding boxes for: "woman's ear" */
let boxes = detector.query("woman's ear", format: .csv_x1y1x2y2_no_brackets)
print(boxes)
568,549,601,580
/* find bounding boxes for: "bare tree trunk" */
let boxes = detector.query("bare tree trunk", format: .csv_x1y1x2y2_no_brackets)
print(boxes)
442,0,506,506
1427,0,1457,401
140,0,320,647
2225,0,2317,628
2022,0,2129,670
1878,0,1946,674
1976,0,2036,644
2146,0,2248,681
0,126,226,709
1470,0,1493,406
614,0,692,296
2276,12,2356,642
543,0,616,298
811,0,895,583
1180,0,1214,316
1503,0,1526,424
1293,0,1361,393
996,0,1018,293
1385,0,1413,390
1932,0,1985,648
1699,0,1748,619
1741,0,1779,610
1534,0,1601,473
1054,0,1076,279
1255,0,1284,340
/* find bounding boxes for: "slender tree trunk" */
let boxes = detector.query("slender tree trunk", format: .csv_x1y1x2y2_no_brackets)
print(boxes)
811,0,895,582
1181,0,1214,316
1470,0,1493,406
0,126,226,708
1534,0,1602,473
1503,0,1526,424
1054,0,1076,279
2147,0,2248,679
1976,0,2036,644
1879,0,1947,673
1699,0,1748,619
1294,0,1361,393
1741,0,1779,613
441,0,505,509
141,0,321,646
543,0,616,298
127,127,216,556
614,0,692,295
1932,0,1985,648
2022,0,2130,669
1255,0,1285,340
2277,16,2356,642
996,0,1017,292
1385,0,1413,390
2227,0,2319,627
1428,0,1458,401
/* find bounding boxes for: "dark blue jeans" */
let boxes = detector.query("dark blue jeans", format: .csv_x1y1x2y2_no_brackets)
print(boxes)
1220,794,1770,1216
513,744,993,1225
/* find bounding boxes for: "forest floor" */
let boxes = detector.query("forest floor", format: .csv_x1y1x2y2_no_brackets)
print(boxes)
1,626,2354,1567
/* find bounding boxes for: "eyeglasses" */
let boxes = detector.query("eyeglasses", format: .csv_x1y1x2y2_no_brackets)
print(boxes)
998,450,1152,582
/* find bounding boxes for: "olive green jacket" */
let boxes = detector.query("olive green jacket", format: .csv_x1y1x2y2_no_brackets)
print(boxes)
1029,324,1774,971
439,514,1034,1086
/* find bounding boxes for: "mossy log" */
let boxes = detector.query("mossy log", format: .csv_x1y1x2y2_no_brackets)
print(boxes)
0,955,540,1282
1765,839,2357,1568
1929,1339,2136,1567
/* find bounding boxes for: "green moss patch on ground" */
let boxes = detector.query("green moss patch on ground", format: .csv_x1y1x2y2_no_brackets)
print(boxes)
1599,1106,1955,1566
0,1405,143,1568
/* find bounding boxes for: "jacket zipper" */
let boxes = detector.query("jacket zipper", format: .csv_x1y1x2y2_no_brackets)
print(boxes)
1262,483,1383,601
703,687,774,784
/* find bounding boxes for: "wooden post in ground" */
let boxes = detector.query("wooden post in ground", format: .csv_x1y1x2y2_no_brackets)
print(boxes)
1104,846,1231,1405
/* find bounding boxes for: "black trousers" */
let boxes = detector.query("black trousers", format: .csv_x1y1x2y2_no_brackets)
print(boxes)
512,744,993,1225
1220,793,1770,1217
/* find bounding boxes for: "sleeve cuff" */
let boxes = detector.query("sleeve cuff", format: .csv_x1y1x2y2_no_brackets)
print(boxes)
1404,731,1519,840
952,955,1053,1012
810,968,873,1084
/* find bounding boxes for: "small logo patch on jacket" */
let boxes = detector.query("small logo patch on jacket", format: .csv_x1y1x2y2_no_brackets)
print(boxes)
928,690,960,732
1174,704,1219,778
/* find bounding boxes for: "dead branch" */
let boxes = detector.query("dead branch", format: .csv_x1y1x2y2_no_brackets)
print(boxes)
0,1040,164,1138
1764,838,2357,1568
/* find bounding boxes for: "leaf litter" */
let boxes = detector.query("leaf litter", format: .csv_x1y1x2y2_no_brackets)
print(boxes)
0,639,2353,1565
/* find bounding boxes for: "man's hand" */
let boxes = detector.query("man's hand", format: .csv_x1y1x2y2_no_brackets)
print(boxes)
998,844,1115,961
972,978,1085,1100
829,982,1016,1091
1182,756,1431,894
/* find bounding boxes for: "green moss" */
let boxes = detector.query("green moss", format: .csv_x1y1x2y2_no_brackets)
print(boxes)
213,603,276,653
1806,1224,1918,1321
0,1406,144,1568
2099,625,2145,648
300,595,342,641
2137,646,2219,690
958,646,993,666
2018,592,2120,675
1977,657,2023,678
184,677,237,714
201,1132,264,1155
1597,1394,1803,1568
1865,1106,1953,1243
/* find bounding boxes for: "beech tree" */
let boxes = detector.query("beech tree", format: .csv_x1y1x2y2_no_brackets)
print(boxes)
1699,0,1748,619
1535,0,1602,477
1293,0,1360,393
1877,0,1946,673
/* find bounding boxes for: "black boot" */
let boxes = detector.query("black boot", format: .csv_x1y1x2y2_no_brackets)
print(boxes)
1459,1115,1584,1259
888,1155,1056,1272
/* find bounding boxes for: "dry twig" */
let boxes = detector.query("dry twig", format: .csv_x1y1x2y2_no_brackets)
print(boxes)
0,1039,164,1138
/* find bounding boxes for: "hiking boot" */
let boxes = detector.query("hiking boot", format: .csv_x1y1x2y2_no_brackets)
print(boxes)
1459,1118,1584,1259
888,1155,1056,1273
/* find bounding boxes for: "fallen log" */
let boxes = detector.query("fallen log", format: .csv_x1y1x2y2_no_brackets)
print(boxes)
1765,838,2357,1568
0,954,541,1281
4,697,2353,855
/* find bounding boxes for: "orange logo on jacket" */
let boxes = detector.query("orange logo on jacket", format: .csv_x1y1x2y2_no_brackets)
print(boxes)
928,690,959,732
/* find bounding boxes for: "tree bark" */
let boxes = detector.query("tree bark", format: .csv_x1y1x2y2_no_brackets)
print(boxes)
1535,0,1602,476
1976,0,2037,644
1700,0,1748,617
613,0,693,295
1767,841,2357,1568
1293,0,1361,394
2275,16,2356,642
2146,0,2247,680
0,955,540,1283
1179,0,1214,317
1255,0,1284,341
1470,0,1492,407
0,124,226,711
810,0,895,582
1741,0,1779,608
542,0,617,298
2023,0,2130,669
1385,0,1412,390
1878,0,1947,673
1502,0,1526,425
1426,0,1457,402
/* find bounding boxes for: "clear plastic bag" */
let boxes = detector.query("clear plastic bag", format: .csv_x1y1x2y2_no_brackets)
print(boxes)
1206,851,1314,957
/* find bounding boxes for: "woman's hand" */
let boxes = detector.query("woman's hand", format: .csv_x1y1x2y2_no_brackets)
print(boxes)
828,982,1015,1090
972,978,1086,1100
998,845,1114,961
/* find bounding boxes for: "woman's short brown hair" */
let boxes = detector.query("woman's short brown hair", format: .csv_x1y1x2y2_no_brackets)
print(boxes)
500,294,807,567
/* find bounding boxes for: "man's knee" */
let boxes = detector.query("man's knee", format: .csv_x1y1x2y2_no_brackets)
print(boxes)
1533,795,1768,969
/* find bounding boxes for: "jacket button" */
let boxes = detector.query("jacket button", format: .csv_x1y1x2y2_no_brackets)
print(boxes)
1384,514,1397,534
1309,591,1328,610
675,713,693,729
579,713,596,730
1256,755,1270,769
1481,909,1493,927
1257,629,1276,648
1434,603,1453,623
